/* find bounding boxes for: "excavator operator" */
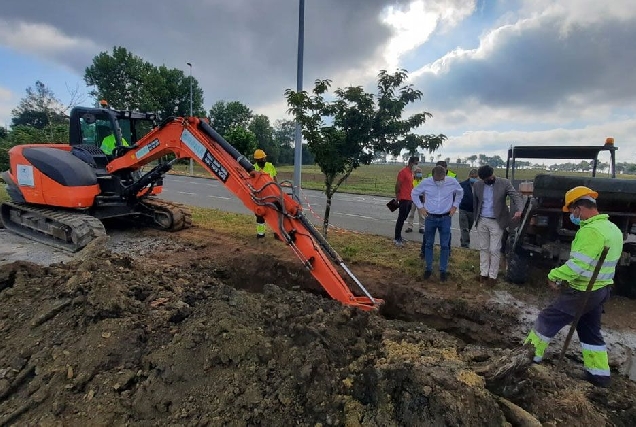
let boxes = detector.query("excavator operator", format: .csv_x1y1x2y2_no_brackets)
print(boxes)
98,124,129,155
253,149,277,238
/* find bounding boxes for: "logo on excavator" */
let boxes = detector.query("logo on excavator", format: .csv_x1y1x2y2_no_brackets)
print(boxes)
135,139,160,160
181,129,206,160
203,151,229,182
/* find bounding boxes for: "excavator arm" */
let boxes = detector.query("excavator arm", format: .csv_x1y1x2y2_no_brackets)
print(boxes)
107,117,381,311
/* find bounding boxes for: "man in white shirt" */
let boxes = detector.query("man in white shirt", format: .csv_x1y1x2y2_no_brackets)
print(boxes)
411,166,464,282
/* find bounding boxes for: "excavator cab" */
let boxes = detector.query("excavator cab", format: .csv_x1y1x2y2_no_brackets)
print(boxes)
69,106,157,156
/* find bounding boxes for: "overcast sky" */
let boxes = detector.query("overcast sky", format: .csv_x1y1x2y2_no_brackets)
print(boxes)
1,0,635,166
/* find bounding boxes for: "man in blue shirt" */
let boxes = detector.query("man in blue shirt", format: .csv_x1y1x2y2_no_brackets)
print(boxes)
412,166,464,282
458,169,478,248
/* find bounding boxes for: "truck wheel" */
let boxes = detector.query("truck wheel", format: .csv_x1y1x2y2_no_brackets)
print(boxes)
506,252,528,284
613,264,636,299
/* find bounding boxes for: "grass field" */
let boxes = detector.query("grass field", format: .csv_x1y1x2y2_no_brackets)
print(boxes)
0,185,8,203
172,162,634,198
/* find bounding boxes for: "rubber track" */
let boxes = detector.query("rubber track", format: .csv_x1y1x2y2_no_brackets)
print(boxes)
1,202,106,252
139,198,192,231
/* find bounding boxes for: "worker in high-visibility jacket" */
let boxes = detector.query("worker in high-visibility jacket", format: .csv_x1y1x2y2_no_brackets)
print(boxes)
525,186,623,388
427,160,457,178
253,149,277,238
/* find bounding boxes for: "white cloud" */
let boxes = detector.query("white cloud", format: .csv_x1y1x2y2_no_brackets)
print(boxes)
381,0,476,70
0,87,15,128
0,19,100,72
435,118,636,165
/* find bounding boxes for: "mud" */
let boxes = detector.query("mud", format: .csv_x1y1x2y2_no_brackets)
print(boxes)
1,228,636,426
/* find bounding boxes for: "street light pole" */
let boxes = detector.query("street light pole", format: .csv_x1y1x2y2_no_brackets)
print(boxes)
293,0,305,199
187,62,194,175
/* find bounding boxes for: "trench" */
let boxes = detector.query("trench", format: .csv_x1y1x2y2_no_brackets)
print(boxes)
210,254,520,350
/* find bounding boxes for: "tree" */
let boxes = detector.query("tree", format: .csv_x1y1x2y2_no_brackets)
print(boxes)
274,120,295,165
85,46,204,117
11,81,67,130
467,155,478,166
371,70,446,157
223,126,257,157
249,115,279,164
208,101,252,137
286,70,445,235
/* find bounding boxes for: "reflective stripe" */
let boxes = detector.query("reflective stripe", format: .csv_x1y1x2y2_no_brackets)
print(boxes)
586,368,611,377
533,355,543,363
581,343,607,352
570,251,617,268
570,251,596,264
564,261,616,280
565,260,588,275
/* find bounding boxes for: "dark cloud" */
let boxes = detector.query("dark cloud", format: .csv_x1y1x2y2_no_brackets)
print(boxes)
415,15,636,111
1,0,411,110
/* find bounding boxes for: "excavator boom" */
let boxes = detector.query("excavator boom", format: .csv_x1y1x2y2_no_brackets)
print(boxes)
107,117,381,311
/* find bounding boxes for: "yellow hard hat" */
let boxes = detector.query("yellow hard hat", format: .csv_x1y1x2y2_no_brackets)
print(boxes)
254,149,266,160
562,186,598,212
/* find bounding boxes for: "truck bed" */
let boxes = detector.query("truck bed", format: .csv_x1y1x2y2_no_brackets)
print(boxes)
533,174,636,203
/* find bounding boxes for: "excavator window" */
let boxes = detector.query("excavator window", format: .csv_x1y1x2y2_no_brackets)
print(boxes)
80,113,116,148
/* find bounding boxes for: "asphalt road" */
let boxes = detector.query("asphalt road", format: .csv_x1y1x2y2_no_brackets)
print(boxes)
160,175,477,248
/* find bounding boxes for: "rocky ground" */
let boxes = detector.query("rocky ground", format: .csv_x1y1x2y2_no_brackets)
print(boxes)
1,225,636,426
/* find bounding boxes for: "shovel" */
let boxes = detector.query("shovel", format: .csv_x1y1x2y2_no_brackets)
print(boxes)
556,246,610,368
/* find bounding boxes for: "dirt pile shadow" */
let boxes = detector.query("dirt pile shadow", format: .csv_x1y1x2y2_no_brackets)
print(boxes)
0,238,635,426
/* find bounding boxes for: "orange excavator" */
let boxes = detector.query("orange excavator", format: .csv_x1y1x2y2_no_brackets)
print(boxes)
1,104,381,310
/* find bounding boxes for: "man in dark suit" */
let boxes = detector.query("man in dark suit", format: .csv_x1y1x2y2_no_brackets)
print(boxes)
473,165,523,283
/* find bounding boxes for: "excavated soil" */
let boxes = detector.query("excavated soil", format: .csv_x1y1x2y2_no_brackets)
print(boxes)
1,227,636,426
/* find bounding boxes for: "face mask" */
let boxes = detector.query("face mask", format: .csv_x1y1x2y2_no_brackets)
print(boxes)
435,180,444,187
469,178,477,183
415,173,423,179
484,177,495,186
569,213,581,226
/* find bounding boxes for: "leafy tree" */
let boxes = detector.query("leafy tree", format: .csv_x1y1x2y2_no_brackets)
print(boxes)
286,70,444,235
466,154,478,166
147,65,204,118
371,70,446,157
456,158,462,165
208,101,252,137
85,46,204,117
249,114,279,163
11,81,67,130
224,126,257,157
273,119,295,164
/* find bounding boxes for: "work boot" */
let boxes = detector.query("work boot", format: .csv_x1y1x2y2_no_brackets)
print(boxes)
423,270,432,280
440,272,448,282
405,227,413,233
477,275,488,283
257,233,265,239
418,228,425,234
488,277,497,285
575,371,611,388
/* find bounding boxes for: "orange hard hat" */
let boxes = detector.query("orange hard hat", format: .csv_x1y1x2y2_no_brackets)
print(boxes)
562,186,598,212
254,149,266,160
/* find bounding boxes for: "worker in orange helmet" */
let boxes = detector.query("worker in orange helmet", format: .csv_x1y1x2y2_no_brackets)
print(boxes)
253,149,277,238
525,186,623,387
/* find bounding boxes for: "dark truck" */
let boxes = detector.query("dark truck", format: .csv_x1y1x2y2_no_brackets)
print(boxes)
504,139,636,297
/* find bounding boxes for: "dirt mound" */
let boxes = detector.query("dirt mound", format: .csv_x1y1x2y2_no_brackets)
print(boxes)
1,233,635,426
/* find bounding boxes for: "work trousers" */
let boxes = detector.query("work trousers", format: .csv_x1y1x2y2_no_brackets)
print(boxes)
407,203,425,230
477,217,504,279
394,200,412,242
256,215,266,237
423,215,452,273
459,209,474,248
525,286,611,380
